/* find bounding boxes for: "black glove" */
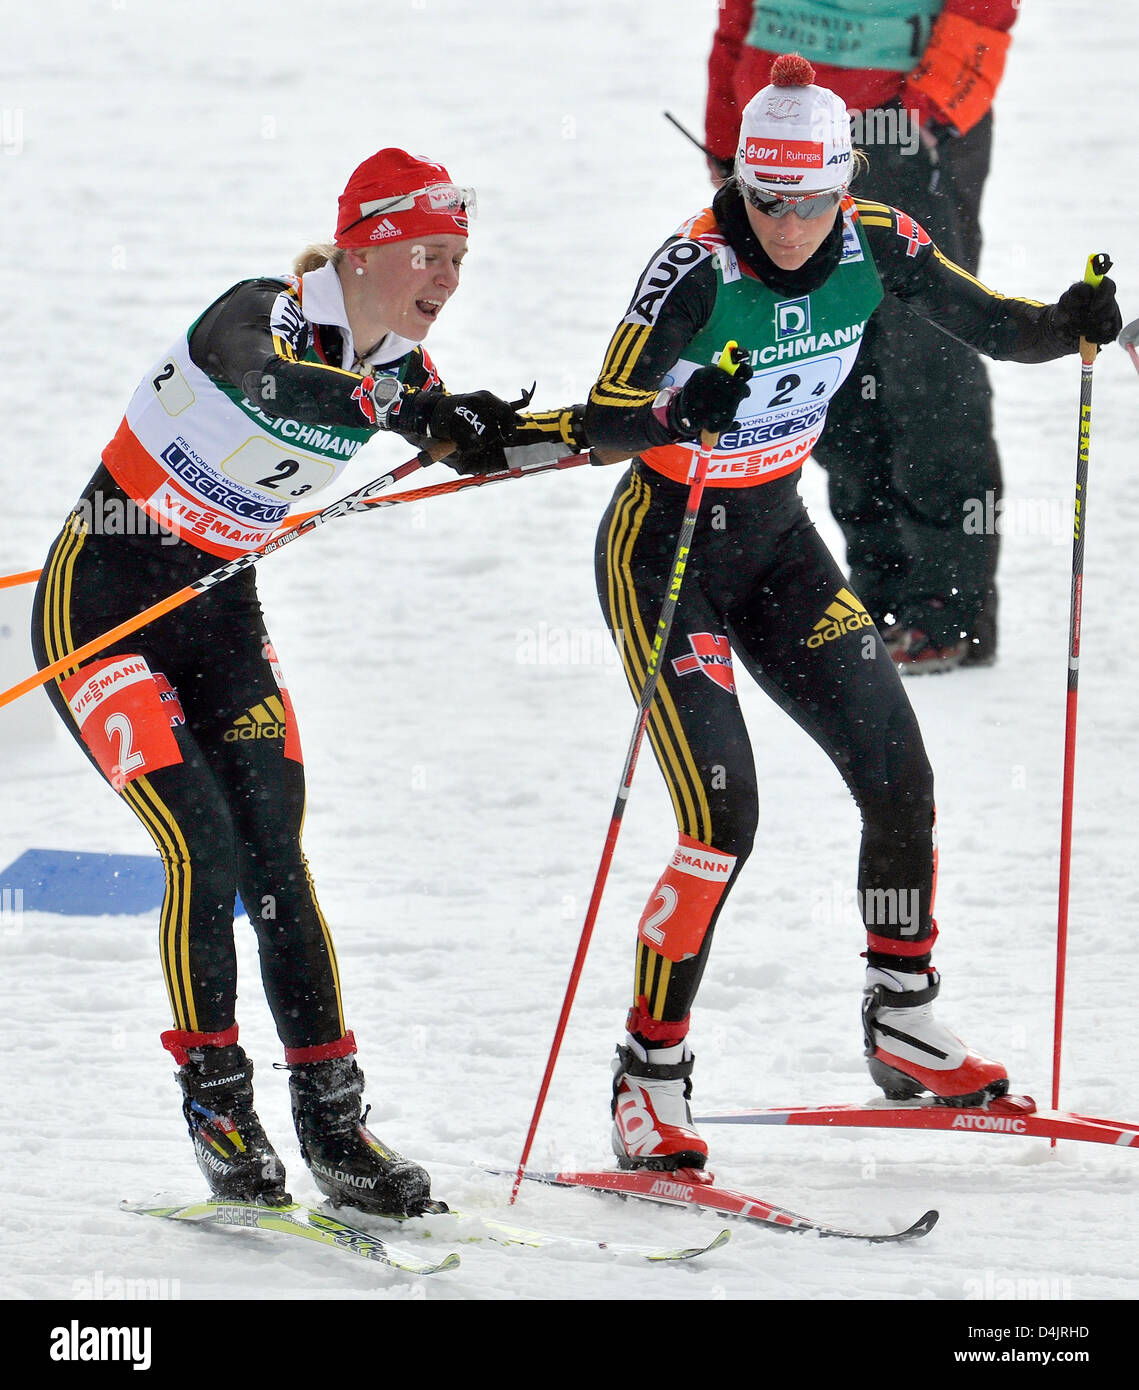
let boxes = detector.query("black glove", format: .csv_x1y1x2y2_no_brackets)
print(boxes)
706,152,735,187
667,359,753,439
1052,276,1123,348
444,439,512,476
395,387,524,474
433,386,544,475
422,390,522,451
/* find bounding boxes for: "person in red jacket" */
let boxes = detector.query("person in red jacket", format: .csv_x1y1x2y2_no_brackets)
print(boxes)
706,2,1018,671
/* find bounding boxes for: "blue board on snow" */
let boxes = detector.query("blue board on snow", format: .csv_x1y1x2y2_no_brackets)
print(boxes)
0,849,241,917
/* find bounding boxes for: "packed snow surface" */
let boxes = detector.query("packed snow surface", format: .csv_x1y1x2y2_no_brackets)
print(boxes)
2,0,1136,1321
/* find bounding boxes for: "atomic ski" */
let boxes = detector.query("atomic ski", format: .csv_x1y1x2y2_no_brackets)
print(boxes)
120,1198,460,1275
694,1094,1139,1149
504,1168,937,1243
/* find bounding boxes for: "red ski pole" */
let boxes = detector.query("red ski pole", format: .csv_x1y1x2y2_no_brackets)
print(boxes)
1119,317,1139,378
1052,252,1113,1132
510,342,747,1203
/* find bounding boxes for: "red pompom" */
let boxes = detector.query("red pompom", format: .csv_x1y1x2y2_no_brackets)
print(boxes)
770,54,815,88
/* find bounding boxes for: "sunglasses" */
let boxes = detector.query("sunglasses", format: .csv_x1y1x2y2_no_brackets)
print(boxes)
340,182,477,236
740,181,844,221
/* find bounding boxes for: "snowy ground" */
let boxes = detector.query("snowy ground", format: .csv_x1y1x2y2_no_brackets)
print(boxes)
2,0,1138,1348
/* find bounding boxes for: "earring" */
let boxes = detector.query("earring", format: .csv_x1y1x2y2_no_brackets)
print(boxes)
355,266,365,277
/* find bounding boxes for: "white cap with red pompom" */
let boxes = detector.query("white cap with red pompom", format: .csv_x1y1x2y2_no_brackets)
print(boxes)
736,54,853,198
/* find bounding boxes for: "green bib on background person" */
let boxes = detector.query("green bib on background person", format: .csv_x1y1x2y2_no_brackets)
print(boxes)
746,0,942,72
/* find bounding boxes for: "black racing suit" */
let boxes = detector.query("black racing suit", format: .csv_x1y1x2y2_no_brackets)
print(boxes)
32,271,579,1055
584,184,1075,1038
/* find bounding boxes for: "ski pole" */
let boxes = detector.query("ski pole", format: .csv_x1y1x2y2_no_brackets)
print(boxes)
663,111,735,182
510,343,748,1203
663,110,715,160
1120,317,1139,378
0,446,618,590
0,570,41,591
277,445,617,530
1052,252,1113,1131
0,445,444,712
1,443,619,712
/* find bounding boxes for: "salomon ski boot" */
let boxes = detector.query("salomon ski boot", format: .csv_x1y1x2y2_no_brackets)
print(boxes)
173,1042,290,1204
611,1036,709,1171
862,968,1008,1106
288,1054,433,1216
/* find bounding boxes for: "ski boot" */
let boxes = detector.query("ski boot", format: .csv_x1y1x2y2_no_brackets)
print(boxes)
890,628,971,674
288,1052,434,1216
611,1036,708,1171
862,967,1008,1106
166,1035,291,1204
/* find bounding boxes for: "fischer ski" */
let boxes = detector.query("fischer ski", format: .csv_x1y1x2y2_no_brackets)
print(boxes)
694,1094,1139,1149
120,1198,460,1275
501,1168,937,1244
376,1204,731,1262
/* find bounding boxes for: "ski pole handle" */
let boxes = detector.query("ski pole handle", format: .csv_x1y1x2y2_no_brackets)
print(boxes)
699,340,749,451
1079,252,1113,365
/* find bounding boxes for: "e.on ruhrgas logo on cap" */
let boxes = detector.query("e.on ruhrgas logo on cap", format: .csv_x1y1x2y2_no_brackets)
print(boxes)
744,138,824,168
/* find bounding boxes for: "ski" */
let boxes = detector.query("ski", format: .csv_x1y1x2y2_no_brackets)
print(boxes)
502,1168,937,1243
379,1204,731,1263
120,1198,460,1275
694,1093,1139,1149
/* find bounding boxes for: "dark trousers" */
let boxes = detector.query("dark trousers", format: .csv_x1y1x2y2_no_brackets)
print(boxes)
596,465,937,1026
815,111,1001,655
31,468,346,1050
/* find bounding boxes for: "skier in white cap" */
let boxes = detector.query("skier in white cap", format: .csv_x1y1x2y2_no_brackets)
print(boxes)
582,54,1121,1172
